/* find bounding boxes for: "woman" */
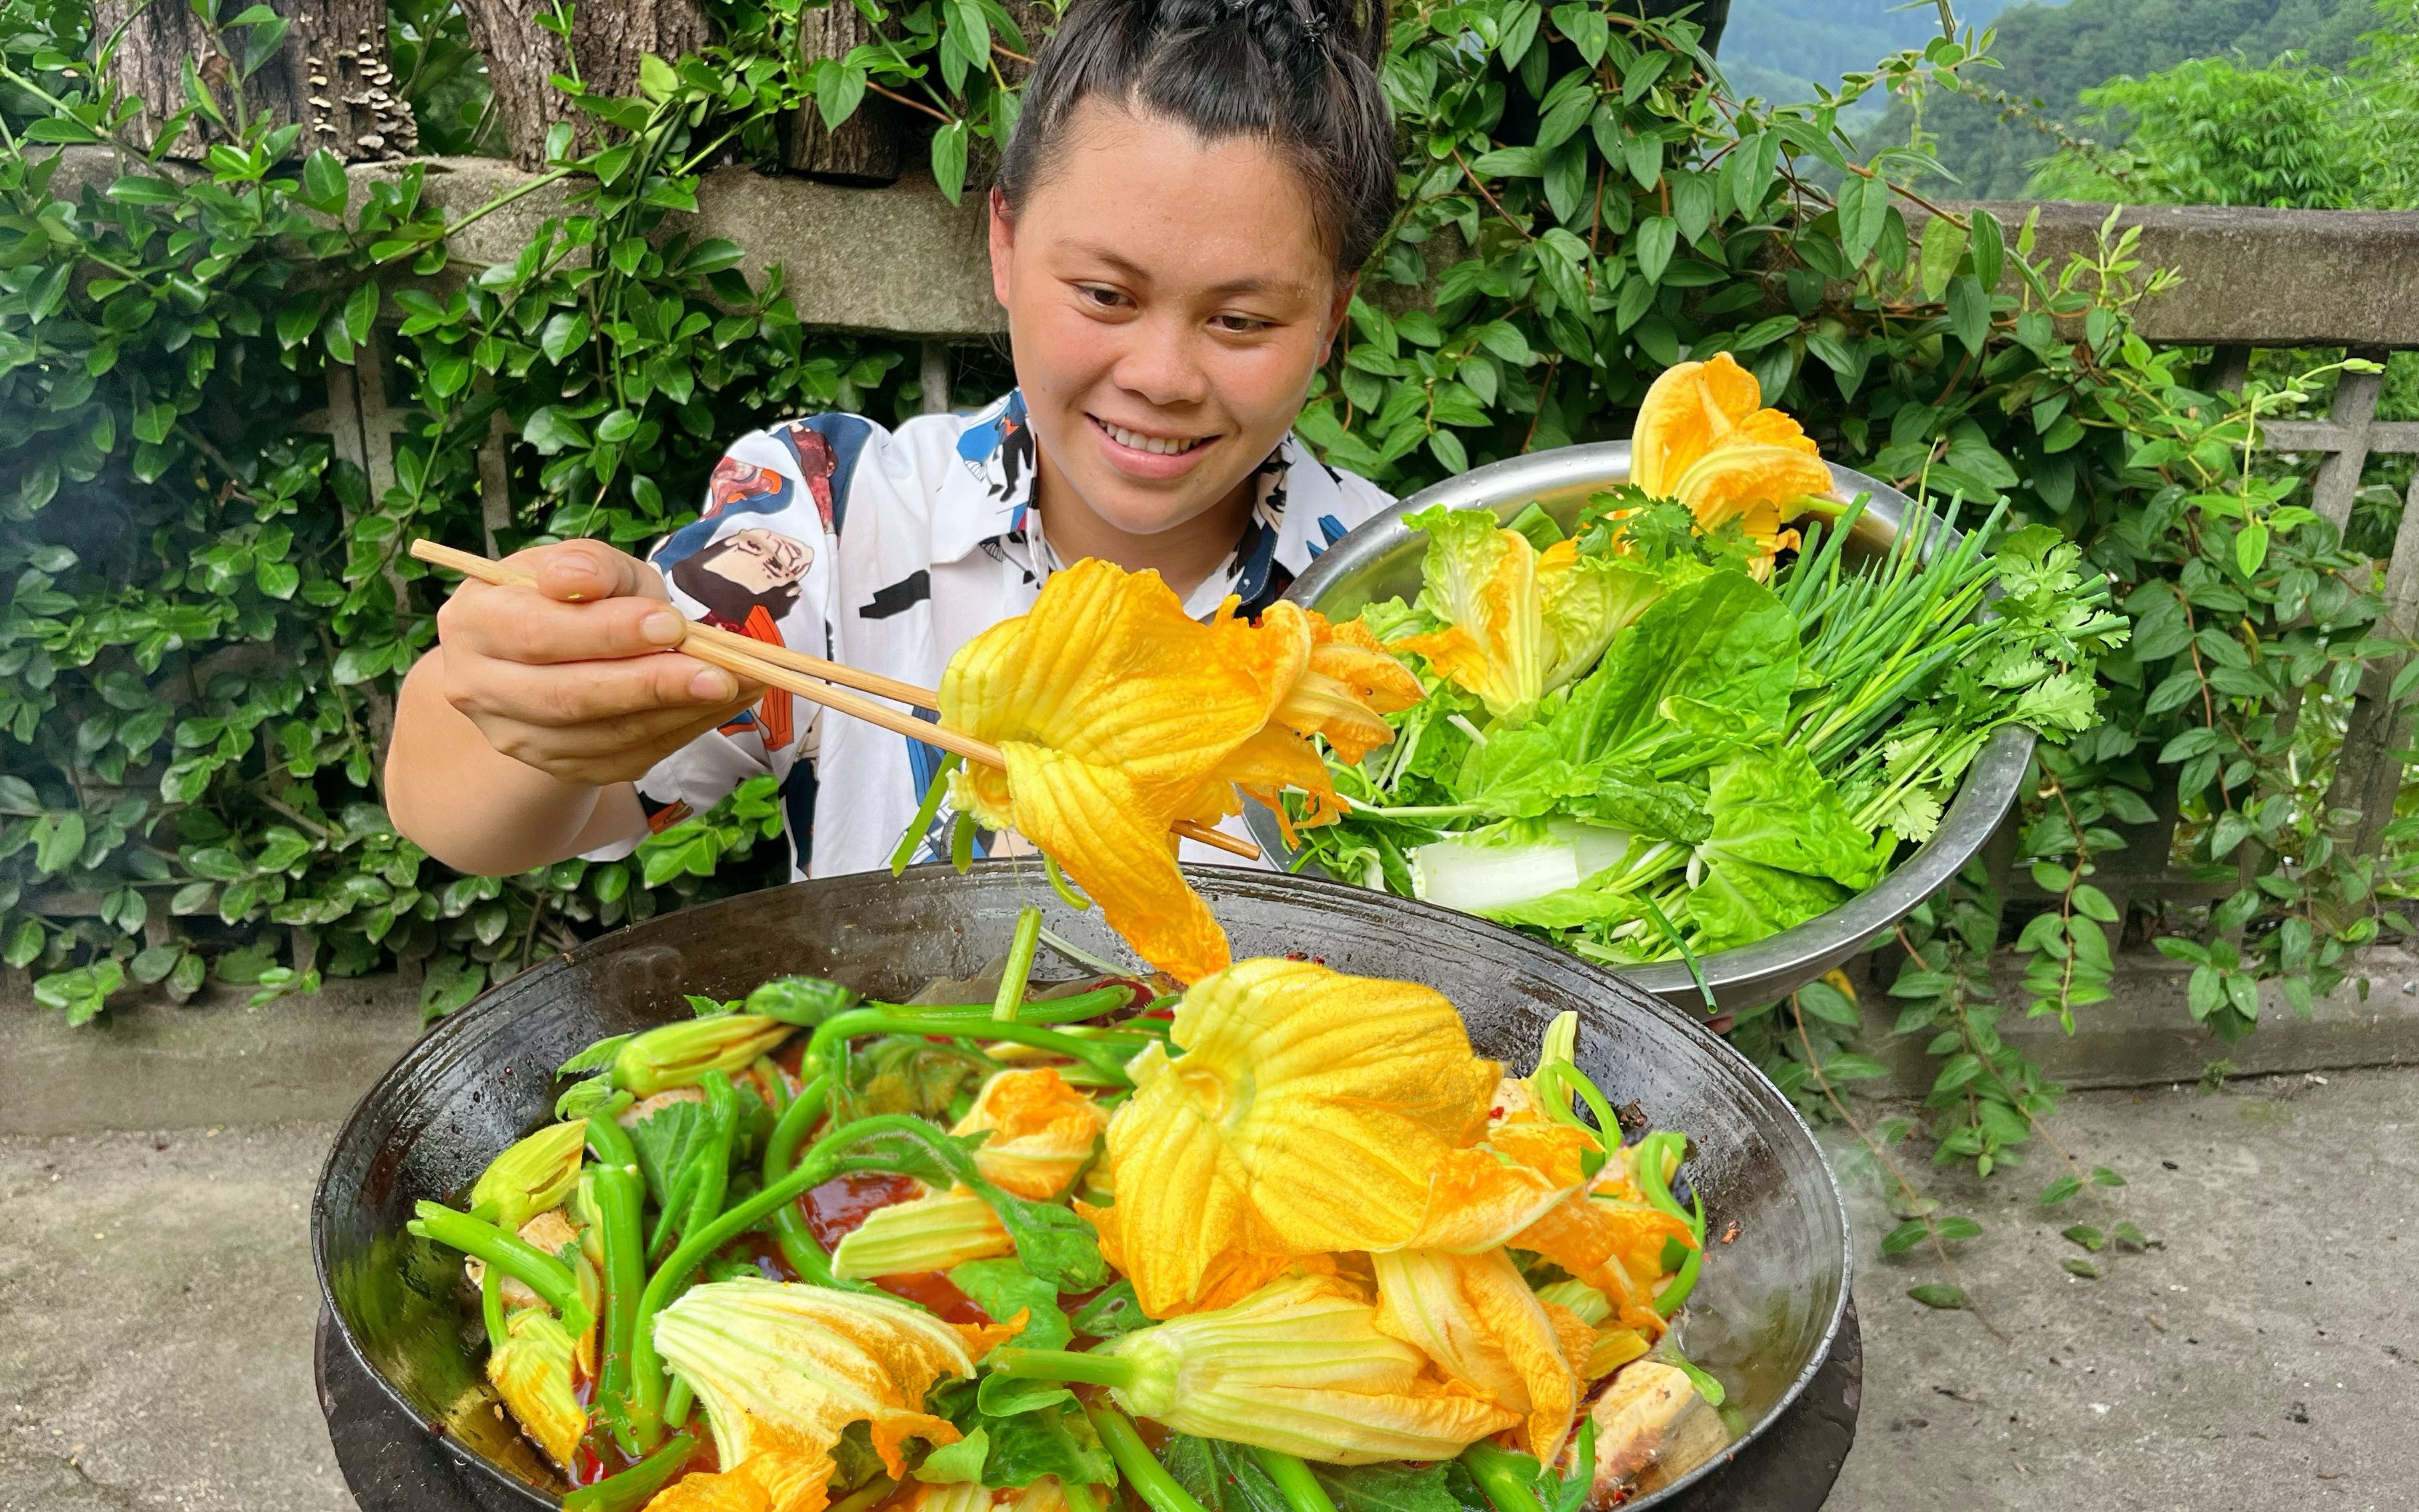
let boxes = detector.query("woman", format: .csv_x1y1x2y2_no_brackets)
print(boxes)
387,0,1404,880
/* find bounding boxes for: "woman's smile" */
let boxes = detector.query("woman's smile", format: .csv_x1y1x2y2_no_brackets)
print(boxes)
1088,412,1222,478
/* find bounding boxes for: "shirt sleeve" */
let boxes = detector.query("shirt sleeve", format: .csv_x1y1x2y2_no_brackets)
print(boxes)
582,418,867,858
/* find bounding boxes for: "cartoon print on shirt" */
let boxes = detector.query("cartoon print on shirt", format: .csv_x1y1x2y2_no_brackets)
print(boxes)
957,390,1035,504
775,420,842,532
669,527,813,751
704,455,789,520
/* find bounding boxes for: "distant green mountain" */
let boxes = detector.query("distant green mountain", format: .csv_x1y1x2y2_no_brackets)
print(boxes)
1722,0,2027,96
1864,0,2386,196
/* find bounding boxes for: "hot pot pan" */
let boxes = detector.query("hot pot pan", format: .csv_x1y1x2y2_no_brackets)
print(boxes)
313,865,1856,1511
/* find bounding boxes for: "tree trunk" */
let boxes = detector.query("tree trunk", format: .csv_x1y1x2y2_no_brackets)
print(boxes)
784,1,904,184
453,0,713,171
94,0,414,161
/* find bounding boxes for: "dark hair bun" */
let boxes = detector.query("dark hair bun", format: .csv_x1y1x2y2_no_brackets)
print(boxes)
999,0,1399,273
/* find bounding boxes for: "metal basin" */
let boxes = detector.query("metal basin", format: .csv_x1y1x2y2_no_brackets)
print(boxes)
313,865,1852,1509
1256,441,2034,1013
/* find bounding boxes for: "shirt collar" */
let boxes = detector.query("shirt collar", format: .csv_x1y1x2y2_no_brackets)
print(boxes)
934,389,1320,617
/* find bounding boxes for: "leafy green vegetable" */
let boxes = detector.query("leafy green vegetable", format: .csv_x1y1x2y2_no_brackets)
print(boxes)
917,1426,990,1483
747,975,861,1025
981,1403,1115,1488
1162,1433,1288,1512
1069,1279,1152,1339
1306,495,2125,970
1555,570,1799,766
948,1259,1072,1351
1311,1460,1467,1512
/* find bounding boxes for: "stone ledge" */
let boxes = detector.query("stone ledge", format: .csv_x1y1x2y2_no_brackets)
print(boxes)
357,156,1006,339
47,147,2419,349
1852,941,2419,1097
0,975,426,1137
1938,199,2419,349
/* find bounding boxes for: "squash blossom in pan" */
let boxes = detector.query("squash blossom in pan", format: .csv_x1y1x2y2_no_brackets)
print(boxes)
1627,351,1832,577
938,559,1418,982
652,1279,1012,1496
469,1121,586,1229
951,1067,1106,1200
1088,1274,1519,1462
484,1308,587,1472
1082,957,1620,1316
614,1013,793,1097
1371,1247,1582,1463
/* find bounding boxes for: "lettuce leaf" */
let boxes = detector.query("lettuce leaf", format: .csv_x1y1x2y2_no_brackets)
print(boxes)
1700,747,1890,892
1556,571,1799,765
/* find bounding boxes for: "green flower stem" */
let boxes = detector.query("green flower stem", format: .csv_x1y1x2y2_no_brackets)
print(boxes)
629,1116,940,1438
662,1373,694,1430
803,1013,1130,1083
1248,1447,1341,1512
407,1202,591,1335
682,1071,740,1239
1461,1442,1548,1512
1534,1060,1619,1176
559,1427,698,1512
1085,1403,1207,1512
479,1263,508,1353
1043,854,1091,911
762,1073,838,1285
1655,1207,1705,1318
829,1475,899,1512
889,753,963,875
988,1347,1141,1390
584,1115,648,1445
993,905,1045,1021
1633,1132,1702,1238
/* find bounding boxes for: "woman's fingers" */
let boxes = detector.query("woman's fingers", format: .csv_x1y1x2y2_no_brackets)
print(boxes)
439,581,695,666
449,651,759,730
517,539,669,604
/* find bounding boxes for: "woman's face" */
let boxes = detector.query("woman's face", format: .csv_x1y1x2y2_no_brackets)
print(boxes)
989,101,1349,541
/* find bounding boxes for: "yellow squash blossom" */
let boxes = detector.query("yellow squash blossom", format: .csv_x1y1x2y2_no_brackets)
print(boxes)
1388,507,1654,724
640,1445,835,1512
652,1279,984,1481
485,1307,586,1472
1081,958,1502,1316
1395,1118,1602,1253
1628,353,1832,573
1508,1192,1694,1336
828,1187,1015,1280
1095,1275,1519,1463
1370,1248,1582,1463
951,1067,1106,1201
469,1121,587,1231
939,560,1416,982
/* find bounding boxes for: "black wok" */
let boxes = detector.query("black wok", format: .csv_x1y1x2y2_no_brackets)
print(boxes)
313,865,1850,1509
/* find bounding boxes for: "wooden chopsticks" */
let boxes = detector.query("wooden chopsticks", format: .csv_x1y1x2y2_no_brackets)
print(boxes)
409,539,1262,862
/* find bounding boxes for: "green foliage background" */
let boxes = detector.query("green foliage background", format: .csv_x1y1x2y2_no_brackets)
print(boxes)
3,0,2416,1267
1876,0,2382,197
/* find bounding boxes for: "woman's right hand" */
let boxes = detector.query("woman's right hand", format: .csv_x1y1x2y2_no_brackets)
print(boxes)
432,539,761,786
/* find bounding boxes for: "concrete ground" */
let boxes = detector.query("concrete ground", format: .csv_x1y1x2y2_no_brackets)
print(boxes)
1,989,2414,1511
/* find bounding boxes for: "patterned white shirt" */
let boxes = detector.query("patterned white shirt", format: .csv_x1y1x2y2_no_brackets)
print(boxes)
591,390,1396,879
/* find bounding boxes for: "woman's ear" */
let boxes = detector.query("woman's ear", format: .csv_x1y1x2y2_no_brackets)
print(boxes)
1320,273,1358,363
987,186,1017,309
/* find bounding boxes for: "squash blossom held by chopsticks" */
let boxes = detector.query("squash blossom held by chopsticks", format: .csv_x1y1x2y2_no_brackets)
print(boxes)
937,559,1420,982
